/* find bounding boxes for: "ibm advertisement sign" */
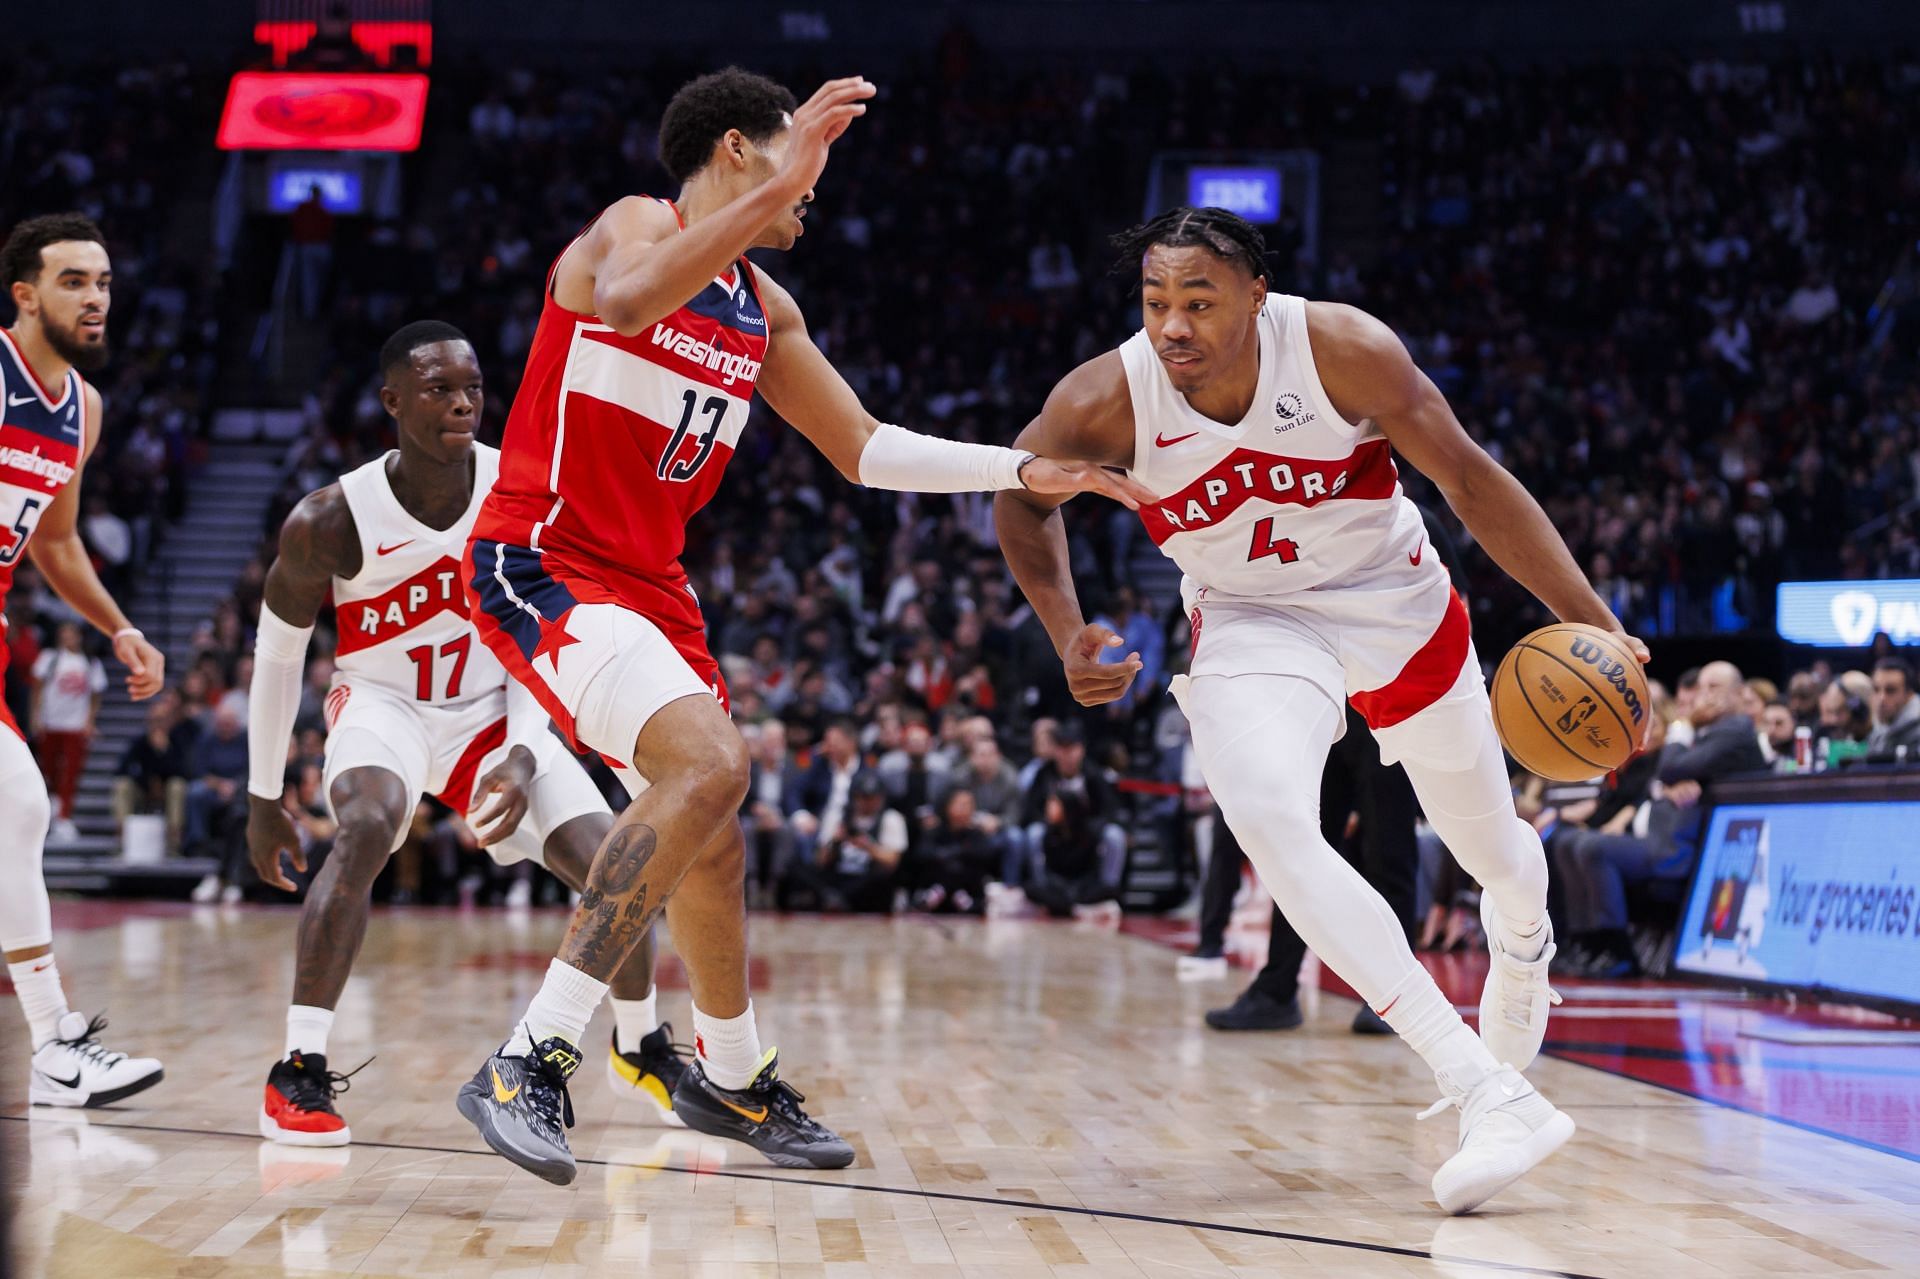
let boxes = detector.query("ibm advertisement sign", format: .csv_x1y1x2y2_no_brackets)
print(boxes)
1776,579,1920,647
1675,801,1920,1006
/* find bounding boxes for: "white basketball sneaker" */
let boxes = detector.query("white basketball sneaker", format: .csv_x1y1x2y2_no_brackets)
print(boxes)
1425,1067,1575,1215
1478,892,1560,1071
29,1012,164,1109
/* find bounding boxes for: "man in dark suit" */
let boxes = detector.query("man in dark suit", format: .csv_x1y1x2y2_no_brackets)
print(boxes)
1553,660,1767,975
741,719,809,905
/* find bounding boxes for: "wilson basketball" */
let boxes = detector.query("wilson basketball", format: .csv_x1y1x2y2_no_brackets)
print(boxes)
1490,623,1649,781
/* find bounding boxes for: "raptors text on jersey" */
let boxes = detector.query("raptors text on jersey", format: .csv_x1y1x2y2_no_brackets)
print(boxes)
332,445,508,706
1121,293,1425,599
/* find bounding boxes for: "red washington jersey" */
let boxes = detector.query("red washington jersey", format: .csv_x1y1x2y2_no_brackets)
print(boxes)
471,199,768,632
0,330,87,737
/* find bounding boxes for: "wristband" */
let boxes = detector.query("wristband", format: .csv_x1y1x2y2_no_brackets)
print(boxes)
111,627,144,643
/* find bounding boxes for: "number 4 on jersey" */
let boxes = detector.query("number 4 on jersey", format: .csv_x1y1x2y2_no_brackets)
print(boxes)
1247,516,1300,564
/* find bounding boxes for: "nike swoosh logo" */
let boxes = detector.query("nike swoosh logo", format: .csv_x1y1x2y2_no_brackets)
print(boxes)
42,1070,82,1089
717,1095,769,1124
7,394,34,407
1154,431,1199,448
376,540,415,556
491,1065,522,1104
1409,542,1424,566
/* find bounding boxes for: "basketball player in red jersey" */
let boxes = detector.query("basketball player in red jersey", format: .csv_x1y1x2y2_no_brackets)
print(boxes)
461,69,1152,1183
244,323,686,1148
995,208,1650,1214
1,214,167,1108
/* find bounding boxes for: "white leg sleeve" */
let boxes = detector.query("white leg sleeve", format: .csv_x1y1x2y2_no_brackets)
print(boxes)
1184,673,1423,1005
1396,698,1550,934
0,729,54,951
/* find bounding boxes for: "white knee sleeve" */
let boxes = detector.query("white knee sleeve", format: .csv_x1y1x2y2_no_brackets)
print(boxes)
0,734,54,951
1185,674,1424,1005
1398,703,1548,926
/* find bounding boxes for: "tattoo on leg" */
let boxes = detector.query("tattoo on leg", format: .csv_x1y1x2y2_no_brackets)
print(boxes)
564,824,662,976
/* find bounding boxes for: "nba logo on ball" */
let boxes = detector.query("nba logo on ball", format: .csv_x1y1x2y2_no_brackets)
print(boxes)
1491,624,1649,781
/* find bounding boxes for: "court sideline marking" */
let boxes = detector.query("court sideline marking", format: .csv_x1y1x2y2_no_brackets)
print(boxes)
0,1114,1607,1279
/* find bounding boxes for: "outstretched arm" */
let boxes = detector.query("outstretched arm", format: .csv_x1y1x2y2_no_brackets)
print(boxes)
248,486,357,889
992,353,1149,707
1307,301,1650,665
560,77,875,335
29,383,163,699
755,277,1154,508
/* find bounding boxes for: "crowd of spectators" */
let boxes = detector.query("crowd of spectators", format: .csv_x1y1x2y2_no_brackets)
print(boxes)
1,58,224,845
1520,648,1919,976
1,42,1901,926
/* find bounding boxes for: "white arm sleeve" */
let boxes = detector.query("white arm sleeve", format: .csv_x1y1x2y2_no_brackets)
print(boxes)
856,422,1034,493
504,671,552,757
247,604,315,801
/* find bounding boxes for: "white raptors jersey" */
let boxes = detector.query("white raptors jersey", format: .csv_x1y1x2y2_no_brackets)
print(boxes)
332,445,508,708
1122,293,1425,599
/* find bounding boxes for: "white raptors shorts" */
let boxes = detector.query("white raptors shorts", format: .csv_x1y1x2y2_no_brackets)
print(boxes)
321,679,605,864
1174,532,1488,770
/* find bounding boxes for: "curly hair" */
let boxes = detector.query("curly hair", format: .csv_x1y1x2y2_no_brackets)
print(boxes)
0,213,106,288
657,67,798,185
1110,206,1270,284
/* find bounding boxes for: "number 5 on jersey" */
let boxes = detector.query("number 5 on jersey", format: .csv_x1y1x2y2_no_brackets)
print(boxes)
0,496,44,566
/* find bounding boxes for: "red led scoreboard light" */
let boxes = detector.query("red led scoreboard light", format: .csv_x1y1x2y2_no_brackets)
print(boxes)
217,73,429,152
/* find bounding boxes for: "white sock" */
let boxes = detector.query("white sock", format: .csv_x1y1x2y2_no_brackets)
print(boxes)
285,1004,335,1058
610,988,658,1054
1375,967,1500,1093
692,1002,762,1090
506,959,608,1056
1497,911,1549,963
9,955,70,1050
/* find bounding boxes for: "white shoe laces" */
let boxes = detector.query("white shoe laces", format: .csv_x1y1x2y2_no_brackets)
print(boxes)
1496,946,1563,1027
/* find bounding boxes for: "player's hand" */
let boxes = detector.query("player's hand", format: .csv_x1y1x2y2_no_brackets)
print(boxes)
113,629,165,701
1063,622,1141,707
246,793,306,892
776,76,876,198
1591,619,1654,750
1018,457,1159,511
467,747,536,847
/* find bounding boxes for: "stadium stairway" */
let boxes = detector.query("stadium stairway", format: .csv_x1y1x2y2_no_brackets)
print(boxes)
46,442,284,886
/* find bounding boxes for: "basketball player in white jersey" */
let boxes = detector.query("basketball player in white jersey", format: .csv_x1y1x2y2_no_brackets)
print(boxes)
997,208,1652,1214
1,214,167,1109
244,322,688,1146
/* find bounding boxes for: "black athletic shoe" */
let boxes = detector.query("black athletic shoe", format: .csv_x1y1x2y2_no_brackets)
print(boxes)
607,1023,692,1127
672,1050,855,1169
456,1034,582,1185
1204,989,1304,1031
1350,1005,1395,1035
261,1051,369,1146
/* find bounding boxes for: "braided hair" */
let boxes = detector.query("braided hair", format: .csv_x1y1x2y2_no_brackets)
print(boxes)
1110,206,1270,284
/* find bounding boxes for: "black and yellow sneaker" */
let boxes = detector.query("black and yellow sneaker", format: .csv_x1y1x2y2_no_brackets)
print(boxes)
455,1034,582,1185
672,1049,854,1169
607,1023,691,1127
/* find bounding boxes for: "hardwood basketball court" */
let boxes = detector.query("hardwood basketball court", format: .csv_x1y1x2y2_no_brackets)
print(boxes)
6,901,1919,1276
